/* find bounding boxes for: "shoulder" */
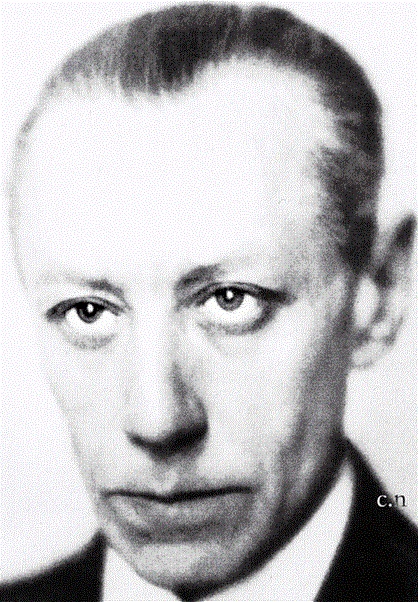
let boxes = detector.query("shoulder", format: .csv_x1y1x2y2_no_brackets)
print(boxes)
317,441,418,601
0,533,105,602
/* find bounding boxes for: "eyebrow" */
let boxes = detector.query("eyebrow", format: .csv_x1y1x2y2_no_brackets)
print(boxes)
88,266,225,305
174,265,223,293
38,265,224,301
82,267,223,299
79,278,126,301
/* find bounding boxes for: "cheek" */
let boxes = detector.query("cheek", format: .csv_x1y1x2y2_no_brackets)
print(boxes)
37,314,127,411
191,299,348,451
37,330,127,466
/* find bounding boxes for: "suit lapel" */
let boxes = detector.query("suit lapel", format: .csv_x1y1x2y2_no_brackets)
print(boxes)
316,441,418,601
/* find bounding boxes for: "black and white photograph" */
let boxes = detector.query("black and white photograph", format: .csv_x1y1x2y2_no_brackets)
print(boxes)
1,2,417,601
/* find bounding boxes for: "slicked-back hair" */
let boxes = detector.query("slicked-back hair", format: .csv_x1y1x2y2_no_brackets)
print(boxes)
15,3,383,273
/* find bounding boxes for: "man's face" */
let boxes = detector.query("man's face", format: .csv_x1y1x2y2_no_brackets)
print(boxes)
16,62,355,592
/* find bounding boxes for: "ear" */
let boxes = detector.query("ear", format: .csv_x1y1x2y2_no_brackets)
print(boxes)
351,215,416,369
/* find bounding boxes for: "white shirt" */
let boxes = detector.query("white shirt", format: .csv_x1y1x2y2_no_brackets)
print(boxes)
103,461,353,601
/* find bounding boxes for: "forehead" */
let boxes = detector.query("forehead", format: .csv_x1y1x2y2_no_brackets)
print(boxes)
17,61,340,285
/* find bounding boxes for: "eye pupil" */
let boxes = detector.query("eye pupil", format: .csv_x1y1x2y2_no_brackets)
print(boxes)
216,288,245,311
76,302,102,323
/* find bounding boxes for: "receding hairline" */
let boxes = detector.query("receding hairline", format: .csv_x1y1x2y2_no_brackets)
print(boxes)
10,3,384,274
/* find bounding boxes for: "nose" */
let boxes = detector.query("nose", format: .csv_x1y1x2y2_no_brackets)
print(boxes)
123,314,208,458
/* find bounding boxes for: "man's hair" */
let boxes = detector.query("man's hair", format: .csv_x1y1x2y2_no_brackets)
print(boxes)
14,3,383,272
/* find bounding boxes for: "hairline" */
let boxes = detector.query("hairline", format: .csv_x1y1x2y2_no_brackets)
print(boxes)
9,4,384,274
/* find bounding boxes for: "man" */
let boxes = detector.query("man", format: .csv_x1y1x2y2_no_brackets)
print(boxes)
1,3,416,601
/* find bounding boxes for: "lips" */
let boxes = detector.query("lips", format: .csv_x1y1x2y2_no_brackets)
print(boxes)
105,487,252,542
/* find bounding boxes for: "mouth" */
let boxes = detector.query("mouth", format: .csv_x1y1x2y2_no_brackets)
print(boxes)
104,486,252,542
116,486,247,503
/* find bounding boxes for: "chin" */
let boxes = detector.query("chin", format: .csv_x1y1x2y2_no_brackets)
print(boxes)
97,487,269,596
116,539,250,598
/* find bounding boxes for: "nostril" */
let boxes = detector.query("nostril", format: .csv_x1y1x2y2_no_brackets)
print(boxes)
126,421,207,458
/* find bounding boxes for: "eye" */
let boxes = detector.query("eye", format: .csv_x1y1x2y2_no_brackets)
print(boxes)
46,298,123,348
214,288,246,311
70,302,104,324
65,302,117,334
196,285,287,334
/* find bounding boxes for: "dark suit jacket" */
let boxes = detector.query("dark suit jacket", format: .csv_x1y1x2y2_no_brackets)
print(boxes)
1,442,417,601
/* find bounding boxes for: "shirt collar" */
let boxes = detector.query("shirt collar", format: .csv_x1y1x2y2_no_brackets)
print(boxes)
103,460,353,601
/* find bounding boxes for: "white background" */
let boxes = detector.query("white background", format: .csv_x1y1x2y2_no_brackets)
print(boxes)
1,0,417,581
